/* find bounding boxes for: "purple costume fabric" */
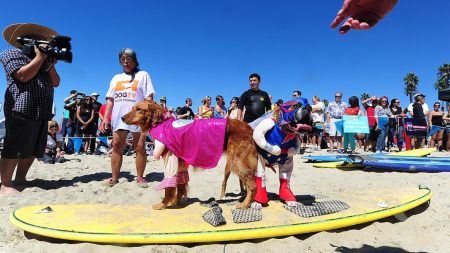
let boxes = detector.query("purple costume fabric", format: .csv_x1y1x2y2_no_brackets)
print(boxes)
150,118,227,169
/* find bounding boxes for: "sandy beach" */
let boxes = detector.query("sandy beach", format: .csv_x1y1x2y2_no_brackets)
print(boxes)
0,150,449,253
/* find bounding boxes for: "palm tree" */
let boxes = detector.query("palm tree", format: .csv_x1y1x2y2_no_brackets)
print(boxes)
434,64,450,91
403,73,419,103
360,93,370,101
434,64,450,110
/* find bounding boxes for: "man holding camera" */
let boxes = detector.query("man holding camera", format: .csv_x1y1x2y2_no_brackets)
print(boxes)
0,23,61,194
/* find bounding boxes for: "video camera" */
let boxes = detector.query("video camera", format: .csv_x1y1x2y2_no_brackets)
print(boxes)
16,35,72,63
75,92,87,103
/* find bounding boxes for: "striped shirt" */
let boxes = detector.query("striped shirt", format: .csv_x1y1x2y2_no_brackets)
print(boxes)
1,49,54,120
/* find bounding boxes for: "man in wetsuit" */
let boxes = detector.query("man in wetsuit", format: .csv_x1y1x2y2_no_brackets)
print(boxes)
237,73,271,123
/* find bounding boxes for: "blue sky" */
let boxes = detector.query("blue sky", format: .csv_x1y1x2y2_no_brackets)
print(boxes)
1,0,449,118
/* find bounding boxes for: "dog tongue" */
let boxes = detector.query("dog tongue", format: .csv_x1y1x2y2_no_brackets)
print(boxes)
293,124,312,132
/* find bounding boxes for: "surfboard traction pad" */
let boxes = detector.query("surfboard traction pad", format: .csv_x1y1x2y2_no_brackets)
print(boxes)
201,194,349,226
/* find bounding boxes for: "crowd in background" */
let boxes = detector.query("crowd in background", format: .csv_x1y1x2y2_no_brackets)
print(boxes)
50,88,450,162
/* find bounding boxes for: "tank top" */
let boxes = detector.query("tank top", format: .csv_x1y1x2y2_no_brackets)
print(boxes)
431,114,444,126
390,107,403,126
200,105,212,119
79,107,92,122
228,108,239,120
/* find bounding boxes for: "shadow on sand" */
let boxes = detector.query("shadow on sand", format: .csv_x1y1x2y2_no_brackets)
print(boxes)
19,171,164,191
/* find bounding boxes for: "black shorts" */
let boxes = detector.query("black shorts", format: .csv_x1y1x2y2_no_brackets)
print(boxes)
1,115,48,159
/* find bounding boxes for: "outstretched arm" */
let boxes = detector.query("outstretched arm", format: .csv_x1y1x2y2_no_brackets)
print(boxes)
253,118,281,156
331,0,398,34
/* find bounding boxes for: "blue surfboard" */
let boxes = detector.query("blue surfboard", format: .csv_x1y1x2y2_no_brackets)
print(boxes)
363,160,450,172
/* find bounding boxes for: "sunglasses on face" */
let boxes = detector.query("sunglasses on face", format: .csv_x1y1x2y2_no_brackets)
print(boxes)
335,96,342,98
381,100,387,103
120,56,133,63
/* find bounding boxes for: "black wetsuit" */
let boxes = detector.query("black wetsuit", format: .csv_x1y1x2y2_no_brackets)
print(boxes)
238,89,271,123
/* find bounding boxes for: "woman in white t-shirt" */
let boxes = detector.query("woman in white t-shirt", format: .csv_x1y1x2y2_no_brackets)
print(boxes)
100,48,155,187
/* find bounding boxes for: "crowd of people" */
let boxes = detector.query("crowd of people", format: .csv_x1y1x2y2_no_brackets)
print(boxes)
17,74,449,168
57,78,450,160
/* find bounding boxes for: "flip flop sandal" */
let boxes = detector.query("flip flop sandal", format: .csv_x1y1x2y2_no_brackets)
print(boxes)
136,177,149,188
103,178,119,187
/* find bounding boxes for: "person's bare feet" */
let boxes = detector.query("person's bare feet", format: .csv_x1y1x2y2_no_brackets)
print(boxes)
0,185,20,195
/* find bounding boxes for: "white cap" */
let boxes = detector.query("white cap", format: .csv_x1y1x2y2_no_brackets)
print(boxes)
90,92,100,97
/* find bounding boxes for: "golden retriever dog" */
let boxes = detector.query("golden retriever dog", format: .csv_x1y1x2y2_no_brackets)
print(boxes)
121,100,257,209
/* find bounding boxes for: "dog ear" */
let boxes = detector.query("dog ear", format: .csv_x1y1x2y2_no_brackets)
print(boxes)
141,101,153,130
152,104,164,126
143,101,164,128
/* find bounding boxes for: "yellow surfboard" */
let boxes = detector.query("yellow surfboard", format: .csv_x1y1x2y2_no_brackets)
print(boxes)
386,148,436,157
10,186,431,244
313,161,365,168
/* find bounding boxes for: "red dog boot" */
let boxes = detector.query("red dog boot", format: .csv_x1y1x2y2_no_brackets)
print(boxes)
254,176,269,204
279,178,296,202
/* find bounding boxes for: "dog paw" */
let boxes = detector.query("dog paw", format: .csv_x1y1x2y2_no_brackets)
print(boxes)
250,202,263,210
236,202,250,209
286,201,300,207
152,203,167,210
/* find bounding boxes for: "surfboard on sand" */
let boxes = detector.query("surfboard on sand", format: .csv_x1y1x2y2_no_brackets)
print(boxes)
10,186,431,244
312,161,365,168
304,148,437,162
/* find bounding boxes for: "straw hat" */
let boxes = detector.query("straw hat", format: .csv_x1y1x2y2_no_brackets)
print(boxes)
3,23,58,48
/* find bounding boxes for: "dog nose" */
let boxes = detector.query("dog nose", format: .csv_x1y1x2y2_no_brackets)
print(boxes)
121,115,126,121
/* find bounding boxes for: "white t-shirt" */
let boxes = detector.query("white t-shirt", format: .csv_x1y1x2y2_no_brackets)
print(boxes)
408,103,429,116
47,133,63,150
312,101,325,123
106,70,155,131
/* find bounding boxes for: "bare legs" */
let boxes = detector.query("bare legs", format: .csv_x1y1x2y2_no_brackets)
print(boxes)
0,157,35,194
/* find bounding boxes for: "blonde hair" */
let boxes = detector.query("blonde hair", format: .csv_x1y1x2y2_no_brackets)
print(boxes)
48,120,59,131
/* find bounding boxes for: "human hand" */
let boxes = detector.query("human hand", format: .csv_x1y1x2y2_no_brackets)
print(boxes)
331,0,398,34
34,45,48,60
100,120,110,133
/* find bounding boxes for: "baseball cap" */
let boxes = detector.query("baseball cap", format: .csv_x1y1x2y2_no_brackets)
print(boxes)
70,90,77,94
413,93,425,98
90,92,100,97
160,96,167,101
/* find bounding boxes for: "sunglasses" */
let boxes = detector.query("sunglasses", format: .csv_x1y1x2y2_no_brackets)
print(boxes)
335,96,342,98
120,56,134,63
381,100,388,102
